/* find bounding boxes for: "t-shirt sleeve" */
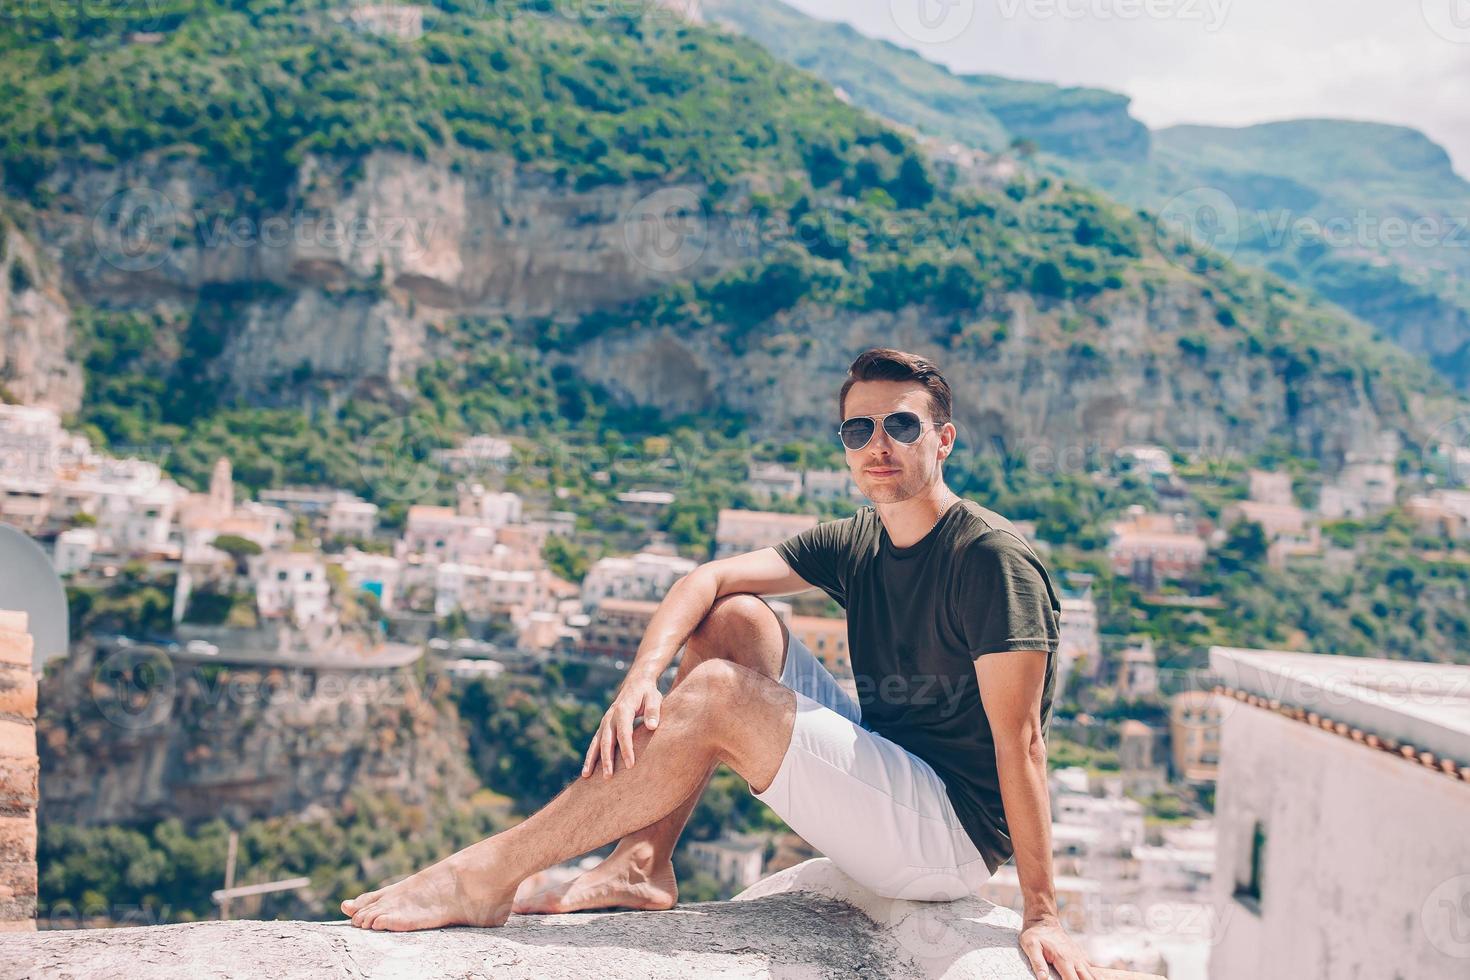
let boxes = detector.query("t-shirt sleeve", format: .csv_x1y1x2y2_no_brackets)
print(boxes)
771,516,855,607
957,530,1062,659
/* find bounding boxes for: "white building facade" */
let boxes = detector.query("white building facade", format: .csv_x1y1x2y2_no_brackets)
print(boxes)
1208,647,1470,979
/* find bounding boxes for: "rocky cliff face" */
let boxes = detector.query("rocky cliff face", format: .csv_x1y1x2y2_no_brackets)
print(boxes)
571,285,1411,469
0,216,82,413
33,151,755,400
37,642,475,826
9,147,1447,470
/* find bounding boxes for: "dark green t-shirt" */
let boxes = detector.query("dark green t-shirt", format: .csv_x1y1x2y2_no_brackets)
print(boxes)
772,498,1062,873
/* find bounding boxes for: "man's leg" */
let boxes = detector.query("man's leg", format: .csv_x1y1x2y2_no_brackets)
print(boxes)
515,593,789,913
339,655,797,931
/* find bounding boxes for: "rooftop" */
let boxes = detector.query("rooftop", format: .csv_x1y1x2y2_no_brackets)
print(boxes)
1210,646,1470,775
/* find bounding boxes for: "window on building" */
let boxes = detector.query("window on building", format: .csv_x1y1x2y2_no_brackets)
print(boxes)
1233,820,1266,913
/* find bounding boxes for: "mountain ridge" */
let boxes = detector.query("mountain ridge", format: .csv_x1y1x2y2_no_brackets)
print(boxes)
0,0,1462,490
702,0,1470,394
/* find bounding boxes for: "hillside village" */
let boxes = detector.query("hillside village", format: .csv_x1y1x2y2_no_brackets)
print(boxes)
6,396,1469,971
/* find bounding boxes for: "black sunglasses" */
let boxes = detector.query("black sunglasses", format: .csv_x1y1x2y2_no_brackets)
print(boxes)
838,411,944,451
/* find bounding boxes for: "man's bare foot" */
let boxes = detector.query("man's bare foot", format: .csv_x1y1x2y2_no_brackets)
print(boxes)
512,841,677,914
340,842,520,931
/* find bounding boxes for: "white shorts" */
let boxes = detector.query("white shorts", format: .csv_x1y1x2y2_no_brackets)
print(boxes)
748,615,994,901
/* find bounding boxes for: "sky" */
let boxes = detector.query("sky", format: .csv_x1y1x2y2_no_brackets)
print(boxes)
782,0,1470,179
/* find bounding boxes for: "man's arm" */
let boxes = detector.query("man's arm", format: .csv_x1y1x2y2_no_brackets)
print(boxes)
975,651,1095,980
583,547,813,777
623,547,814,686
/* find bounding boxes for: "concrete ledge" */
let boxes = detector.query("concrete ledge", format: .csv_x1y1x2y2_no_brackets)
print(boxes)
2,859,1163,979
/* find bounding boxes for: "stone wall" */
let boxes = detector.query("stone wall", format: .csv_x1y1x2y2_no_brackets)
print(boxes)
0,611,37,931
1,858,1164,979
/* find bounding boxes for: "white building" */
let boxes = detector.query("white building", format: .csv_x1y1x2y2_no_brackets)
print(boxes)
1136,821,1215,896
105,478,184,556
326,497,378,540
1107,507,1207,584
457,483,522,525
1057,576,1101,694
398,505,498,564
615,489,676,518
0,405,82,530
1118,637,1159,700
50,455,182,558
433,435,513,475
714,508,819,559
747,462,803,502
255,552,335,625
685,835,766,890
1208,646,1470,979
258,487,346,517
52,527,98,575
344,2,424,40
529,510,577,538
434,564,542,619
1116,445,1175,477
1247,468,1294,507
338,550,403,611
1405,490,1470,540
580,551,697,610
801,467,861,502
1318,460,1398,519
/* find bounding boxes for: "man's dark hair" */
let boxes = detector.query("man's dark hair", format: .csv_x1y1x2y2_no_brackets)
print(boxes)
838,348,953,424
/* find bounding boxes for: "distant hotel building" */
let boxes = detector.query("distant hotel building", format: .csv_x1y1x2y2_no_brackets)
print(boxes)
581,550,697,610
581,598,660,660
1107,506,1207,586
1057,574,1101,695
686,834,765,891
746,463,860,504
1169,690,1221,784
714,508,819,560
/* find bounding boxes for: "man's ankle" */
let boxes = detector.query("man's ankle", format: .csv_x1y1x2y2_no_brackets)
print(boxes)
611,838,665,869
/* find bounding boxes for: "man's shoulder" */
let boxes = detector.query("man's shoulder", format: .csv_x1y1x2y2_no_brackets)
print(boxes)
952,501,1036,554
798,505,877,545
951,503,1056,585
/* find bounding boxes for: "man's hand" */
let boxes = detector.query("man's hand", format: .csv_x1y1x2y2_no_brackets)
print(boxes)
582,673,663,778
1018,914,1097,980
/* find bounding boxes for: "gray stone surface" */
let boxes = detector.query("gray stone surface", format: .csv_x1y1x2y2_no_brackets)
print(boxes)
3,859,1162,980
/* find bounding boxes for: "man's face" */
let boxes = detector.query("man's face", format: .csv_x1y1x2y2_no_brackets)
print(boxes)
840,381,954,504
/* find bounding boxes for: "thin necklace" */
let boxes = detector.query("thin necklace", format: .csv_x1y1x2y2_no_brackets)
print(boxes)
926,494,961,535
890,494,960,546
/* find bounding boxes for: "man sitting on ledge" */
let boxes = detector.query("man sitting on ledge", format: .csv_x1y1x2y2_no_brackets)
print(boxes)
342,348,1097,980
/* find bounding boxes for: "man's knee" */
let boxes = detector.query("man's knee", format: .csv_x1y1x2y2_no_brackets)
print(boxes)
676,657,746,705
670,658,795,779
670,659,783,735
688,593,787,662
